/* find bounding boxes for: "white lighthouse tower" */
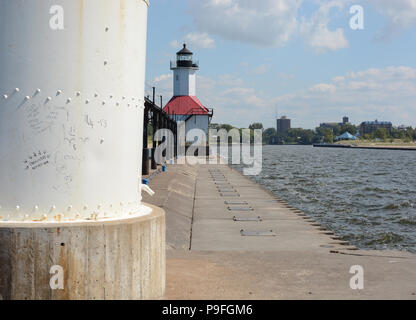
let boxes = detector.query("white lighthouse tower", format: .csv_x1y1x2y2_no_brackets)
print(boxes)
164,44,213,142
172,44,197,96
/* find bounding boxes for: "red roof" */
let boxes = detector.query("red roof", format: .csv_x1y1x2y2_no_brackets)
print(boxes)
163,96,210,115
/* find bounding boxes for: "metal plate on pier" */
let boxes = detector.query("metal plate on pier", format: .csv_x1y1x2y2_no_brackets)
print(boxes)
233,216,262,222
225,200,248,205
220,193,240,197
227,206,253,211
218,188,235,192
240,230,276,237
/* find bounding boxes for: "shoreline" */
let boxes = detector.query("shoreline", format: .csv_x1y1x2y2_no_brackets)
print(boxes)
313,143,416,151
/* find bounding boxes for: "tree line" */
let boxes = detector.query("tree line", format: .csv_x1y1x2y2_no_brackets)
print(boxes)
210,123,416,145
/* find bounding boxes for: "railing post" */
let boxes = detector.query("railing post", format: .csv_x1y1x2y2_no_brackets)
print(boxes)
142,106,150,176
151,109,158,170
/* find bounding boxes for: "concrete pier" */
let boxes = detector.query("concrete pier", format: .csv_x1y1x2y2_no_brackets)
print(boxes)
0,204,165,300
143,162,416,300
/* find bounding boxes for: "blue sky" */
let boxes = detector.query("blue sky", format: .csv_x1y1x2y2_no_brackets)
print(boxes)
145,0,416,129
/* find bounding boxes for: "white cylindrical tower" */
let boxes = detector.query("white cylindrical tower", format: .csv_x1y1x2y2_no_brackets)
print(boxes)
171,44,199,96
0,0,149,221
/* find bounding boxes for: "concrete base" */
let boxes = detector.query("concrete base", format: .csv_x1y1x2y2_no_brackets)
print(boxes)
0,203,165,300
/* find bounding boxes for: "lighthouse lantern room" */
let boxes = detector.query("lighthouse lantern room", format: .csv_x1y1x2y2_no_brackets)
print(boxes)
164,44,213,144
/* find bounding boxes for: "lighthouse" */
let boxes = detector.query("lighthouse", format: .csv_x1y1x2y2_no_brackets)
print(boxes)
163,44,213,143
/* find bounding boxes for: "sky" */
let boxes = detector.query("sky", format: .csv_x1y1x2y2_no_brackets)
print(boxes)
145,0,416,130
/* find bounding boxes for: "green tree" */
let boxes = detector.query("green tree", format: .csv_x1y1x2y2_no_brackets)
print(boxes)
249,123,264,130
263,128,277,145
323,129,334,143
374,128,388,141
340,124,357,135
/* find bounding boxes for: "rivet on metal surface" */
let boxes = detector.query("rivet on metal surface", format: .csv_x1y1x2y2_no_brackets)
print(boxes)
25,96,30,100
102,101,106,105
15,206,20,211
95,93,99,97
85,99,90,104
3,94,7,99
76,91,81,96
116,102,120,106
15,88,20,92
104,61,108,65
67,98,72,103
50,205,56,212
67,205,73,211
33,205,39,211
57,90,62,95
46,97,52,102
36,88,41,94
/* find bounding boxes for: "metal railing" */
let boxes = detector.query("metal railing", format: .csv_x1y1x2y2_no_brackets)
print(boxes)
170,60,199,69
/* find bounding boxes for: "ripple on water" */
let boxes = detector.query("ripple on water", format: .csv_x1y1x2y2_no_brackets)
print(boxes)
231,145,416,253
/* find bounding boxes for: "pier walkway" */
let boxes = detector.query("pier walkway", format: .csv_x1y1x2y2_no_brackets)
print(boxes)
143,162,416,300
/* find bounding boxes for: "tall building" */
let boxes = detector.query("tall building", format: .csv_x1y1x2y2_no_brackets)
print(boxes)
163,44,213,143
276,116,291,144
360,120,392,136
320,116,350,129
343,116,349,124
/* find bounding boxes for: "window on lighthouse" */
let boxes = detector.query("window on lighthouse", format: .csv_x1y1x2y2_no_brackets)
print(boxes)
178,55,192,61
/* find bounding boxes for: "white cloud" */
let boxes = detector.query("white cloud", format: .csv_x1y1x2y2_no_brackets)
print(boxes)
368,0,416,39
309,83,336,93
153,74,172,83
148,66,416,128
300,1,349,53
252,64,272,75
189,0,301,47
274,66,416,127
369,0,416,28
171,32,216,49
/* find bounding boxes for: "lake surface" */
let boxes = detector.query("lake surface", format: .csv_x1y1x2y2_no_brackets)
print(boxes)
231,145,416,253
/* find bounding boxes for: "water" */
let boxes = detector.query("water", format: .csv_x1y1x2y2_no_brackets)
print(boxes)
231,145,416,253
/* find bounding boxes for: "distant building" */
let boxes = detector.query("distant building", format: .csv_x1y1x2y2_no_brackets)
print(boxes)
320,116,350,129
343,116,349,124
360,120,392,136
276,116,291,143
